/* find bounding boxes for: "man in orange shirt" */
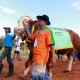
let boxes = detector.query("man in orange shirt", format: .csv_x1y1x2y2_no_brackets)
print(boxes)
26,15,55,80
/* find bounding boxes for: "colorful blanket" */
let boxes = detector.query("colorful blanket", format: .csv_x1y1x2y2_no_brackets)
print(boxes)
49,27,73,50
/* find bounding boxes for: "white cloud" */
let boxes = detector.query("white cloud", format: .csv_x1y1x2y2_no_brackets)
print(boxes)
71,1,80,10
0,0,7,3
0,0,6,1
0,6,16,14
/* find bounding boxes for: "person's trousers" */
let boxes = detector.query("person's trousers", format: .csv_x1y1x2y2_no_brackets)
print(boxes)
30,63,50,80
0,47,12,65
30,72,50,80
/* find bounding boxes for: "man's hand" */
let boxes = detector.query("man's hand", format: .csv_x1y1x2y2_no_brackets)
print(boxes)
50,44,56,67
25,28,32,40
51,58,56,67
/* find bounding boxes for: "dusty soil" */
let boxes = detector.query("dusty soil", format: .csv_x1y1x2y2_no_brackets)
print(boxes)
0,58,80,80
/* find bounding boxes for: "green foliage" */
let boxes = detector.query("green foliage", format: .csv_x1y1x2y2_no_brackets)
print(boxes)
0,36,4,42
0,48,29,58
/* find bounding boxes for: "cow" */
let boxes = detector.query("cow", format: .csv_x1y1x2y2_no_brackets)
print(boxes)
16,16,80,80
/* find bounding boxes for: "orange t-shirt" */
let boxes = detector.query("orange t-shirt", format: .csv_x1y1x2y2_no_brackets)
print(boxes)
31,26,55,65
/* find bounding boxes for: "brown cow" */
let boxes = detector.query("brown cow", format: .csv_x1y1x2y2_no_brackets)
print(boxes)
16,16,80,80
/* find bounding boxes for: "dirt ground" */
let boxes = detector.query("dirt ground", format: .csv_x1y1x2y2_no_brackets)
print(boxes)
0,58,80,80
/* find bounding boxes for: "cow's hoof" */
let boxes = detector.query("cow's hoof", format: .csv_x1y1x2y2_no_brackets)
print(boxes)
64,69,71,73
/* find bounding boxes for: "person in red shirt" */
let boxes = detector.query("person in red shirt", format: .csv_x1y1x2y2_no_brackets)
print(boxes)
26,15,56,80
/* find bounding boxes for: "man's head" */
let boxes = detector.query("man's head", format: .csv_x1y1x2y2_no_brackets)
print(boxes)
3,27,11,33
37,15,51,27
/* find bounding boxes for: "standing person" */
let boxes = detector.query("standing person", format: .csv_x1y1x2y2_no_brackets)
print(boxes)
26,15,56,80
12,38,22,61
0,27,15,77
20,42,25,51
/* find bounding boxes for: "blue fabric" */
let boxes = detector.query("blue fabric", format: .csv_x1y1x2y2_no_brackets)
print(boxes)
29,24,32,33
30,72,50,80
2,33,14,47
74,52,77,58
21,28,26,34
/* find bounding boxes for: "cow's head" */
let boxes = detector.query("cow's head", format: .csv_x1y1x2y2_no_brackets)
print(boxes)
16,16,39,41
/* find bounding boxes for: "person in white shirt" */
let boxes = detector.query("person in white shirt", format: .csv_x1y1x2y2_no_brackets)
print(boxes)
12,38,21,61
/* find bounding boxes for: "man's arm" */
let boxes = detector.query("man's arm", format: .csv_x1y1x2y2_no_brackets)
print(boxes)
26,28,32,40
50,44,56,65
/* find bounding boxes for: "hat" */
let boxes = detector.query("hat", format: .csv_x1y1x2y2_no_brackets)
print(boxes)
37,15,51,25
3,27,11,30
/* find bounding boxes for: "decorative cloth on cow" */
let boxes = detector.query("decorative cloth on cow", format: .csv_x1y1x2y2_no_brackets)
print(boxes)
49,27,73,50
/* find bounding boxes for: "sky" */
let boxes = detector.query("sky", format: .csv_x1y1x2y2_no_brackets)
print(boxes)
0,0,80,37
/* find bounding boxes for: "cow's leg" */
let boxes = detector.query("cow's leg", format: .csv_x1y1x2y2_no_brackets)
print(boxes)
61,54,67,62
20,52,33,79
22,59,32,76
64,52,74,72
20,58,32,80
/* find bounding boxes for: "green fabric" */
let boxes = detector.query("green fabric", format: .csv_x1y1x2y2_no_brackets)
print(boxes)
40,26,47,30
40,26,55,45
49,27,73,50
49,29,55,45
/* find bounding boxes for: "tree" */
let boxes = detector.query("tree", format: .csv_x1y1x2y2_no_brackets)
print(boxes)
0,36,4,42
